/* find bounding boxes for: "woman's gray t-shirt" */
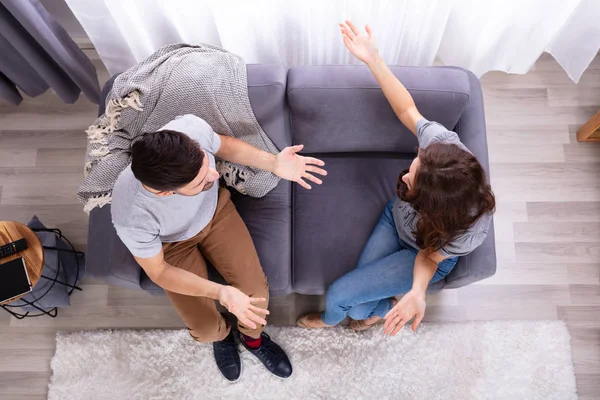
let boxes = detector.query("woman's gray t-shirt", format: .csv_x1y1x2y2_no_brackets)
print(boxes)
392,119,492,258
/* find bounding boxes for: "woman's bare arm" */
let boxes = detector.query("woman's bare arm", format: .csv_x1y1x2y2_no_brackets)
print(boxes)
340,20,423,135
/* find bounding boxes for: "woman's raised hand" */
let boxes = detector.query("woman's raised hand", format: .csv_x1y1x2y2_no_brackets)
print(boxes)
340,20,379,66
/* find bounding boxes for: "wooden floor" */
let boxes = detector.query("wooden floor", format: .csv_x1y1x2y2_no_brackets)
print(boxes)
0,53,599,399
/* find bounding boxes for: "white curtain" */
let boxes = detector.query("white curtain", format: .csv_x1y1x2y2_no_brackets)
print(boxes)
65,0,600,82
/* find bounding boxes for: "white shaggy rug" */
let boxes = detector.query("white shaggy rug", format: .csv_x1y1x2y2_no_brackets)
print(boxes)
49,321,577,400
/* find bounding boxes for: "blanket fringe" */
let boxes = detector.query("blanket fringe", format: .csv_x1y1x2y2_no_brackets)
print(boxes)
81,90,143,211
86,124,107,142
84,161,94,178
90,137,108,146
90,147,110,158
83,193,112,214
218,162,249,195
85,90,143,148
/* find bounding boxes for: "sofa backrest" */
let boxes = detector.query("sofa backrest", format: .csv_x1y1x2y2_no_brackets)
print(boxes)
287,66,471,154
246,64,290,151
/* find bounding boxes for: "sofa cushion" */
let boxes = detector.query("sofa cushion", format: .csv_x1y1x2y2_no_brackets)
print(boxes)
287,66,470,154
87,205,142,290
293,155,430,295
231,181,292,296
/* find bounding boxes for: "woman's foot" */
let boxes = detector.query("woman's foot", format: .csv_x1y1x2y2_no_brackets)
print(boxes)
296,313,333,329
348,298,398,332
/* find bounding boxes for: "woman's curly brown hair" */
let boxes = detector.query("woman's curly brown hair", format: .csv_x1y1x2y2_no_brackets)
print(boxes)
397,142,495,253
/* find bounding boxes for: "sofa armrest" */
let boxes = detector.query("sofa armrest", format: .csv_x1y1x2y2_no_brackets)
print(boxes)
452,67,491,178
86,205,142,290
445,220,496,288
444,68,497,287
89,74,143,289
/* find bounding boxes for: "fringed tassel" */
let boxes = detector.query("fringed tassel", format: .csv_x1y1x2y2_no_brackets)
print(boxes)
83,193,112,214
86,91,143,150
82,90,144,212
90,146,110,158
84,161,94,178
217,162,249,195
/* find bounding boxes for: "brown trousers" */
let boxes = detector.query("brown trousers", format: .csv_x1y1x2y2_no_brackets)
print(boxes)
162,187,269,342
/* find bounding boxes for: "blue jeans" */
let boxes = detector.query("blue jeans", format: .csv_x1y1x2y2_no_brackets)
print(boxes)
321,200,459,326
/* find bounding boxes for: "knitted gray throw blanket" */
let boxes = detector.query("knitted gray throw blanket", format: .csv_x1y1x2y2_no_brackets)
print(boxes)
77,43,280,212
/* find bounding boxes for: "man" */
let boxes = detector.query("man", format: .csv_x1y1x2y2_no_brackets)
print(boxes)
111,114,327,381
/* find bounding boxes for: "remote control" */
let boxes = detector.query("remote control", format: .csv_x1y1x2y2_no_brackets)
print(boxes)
0,238,28,259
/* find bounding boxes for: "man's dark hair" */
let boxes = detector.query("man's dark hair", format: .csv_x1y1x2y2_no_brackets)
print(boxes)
131,129,205,191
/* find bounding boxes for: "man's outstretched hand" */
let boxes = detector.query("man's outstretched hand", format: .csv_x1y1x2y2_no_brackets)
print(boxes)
274,144,327,190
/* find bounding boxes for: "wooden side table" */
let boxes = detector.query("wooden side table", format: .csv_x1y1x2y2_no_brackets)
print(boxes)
0,221,44,302
577,110,600,142
0,221,83,318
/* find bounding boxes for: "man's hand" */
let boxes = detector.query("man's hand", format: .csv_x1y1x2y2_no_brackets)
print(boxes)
274,144,327,190
217,286,269,329
383,290,426,336
340,20,379,66
216,136,326,188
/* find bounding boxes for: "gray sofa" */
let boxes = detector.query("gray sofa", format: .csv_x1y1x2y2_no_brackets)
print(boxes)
86,64,496,297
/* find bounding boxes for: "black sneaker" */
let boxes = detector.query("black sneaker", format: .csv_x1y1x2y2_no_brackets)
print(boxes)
213,331,241,382
239,332,293,379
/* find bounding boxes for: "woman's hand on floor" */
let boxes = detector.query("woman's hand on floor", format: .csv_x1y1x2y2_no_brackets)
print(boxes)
339,20,379,66
383,290,426,335
217,286,269,329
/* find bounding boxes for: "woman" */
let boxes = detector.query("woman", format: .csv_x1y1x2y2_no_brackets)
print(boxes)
297,21,495,336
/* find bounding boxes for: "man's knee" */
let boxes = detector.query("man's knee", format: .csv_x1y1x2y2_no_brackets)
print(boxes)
238,270,269,299
188,315,230,343
189,323,229,343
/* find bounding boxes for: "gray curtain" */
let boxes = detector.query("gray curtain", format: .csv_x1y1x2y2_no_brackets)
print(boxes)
0,0,100,105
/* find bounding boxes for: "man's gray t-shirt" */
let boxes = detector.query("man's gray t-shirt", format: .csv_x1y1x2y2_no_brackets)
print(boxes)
111,114,222,258
392,119,492,257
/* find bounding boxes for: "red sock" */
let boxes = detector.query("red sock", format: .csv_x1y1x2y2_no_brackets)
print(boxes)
242,334,262,349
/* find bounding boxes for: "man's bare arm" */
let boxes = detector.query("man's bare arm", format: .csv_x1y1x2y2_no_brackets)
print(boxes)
134,249,221,298
134,249,268,328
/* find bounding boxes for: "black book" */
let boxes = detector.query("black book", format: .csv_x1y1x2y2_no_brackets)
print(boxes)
0,257,32,303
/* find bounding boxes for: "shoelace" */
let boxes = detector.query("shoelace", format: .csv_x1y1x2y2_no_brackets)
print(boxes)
252,334,285,367
215,341,239,366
